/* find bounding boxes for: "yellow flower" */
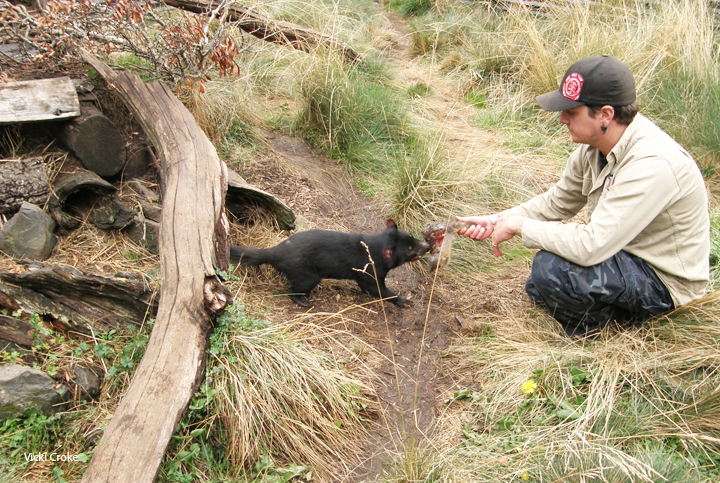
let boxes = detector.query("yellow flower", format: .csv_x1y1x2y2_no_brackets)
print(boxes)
521,379,537,395
521,472,531,481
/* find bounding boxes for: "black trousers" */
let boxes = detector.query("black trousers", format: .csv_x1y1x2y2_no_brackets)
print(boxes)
525,250,674,337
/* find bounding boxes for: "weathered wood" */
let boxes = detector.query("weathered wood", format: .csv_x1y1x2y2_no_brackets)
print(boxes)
48,169,124,230
226,168,296,231
0,266,156,333
58,102,127,177
78,49,231,483
0,157,50,215
0,315,33,347
0,77,80,124
0,281,93,331
163,0,361,64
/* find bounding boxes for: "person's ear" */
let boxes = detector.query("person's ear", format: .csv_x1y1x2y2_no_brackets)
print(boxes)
601,105,615,124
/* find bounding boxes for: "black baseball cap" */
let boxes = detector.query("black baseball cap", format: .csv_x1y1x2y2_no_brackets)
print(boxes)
536,55,636,111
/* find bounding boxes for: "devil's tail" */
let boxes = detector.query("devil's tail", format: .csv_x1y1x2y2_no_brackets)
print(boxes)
229,246,270,266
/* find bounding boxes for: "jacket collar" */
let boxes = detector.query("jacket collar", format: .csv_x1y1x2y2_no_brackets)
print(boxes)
607,113,648,167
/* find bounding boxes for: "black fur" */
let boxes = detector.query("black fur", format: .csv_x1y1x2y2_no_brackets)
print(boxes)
230,220,429,307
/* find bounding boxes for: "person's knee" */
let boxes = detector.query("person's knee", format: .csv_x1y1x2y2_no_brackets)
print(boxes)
527,250,566,297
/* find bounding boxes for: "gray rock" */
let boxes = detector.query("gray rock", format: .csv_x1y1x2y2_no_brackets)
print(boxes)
0,202,57,261
71,364,103,400
123,218,160,254
0,364,70,419
138,199,162,223
90,196,136,230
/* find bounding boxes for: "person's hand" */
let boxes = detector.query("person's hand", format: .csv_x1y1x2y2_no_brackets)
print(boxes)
455,215,493,241
489,216,526,257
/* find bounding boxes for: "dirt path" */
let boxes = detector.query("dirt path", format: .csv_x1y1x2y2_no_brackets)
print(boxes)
232,13,532,481
238,132,467,482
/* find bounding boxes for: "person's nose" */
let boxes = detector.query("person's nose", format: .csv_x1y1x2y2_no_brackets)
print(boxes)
559,110,570,125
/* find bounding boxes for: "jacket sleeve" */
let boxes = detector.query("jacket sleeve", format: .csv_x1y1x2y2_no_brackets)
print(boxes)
503,146,588,221
520,156,681,266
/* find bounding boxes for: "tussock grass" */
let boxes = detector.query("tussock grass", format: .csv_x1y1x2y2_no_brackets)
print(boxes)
390,135,459,226
380,440,447,482
180,74,265,155
405,0,720,170
710,209,720,289
387,0,434,18
440,294,720,481
292,58,411,175
206,305,370,479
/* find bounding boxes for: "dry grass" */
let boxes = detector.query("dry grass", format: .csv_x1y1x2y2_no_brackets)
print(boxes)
208,309,373,480
2,0,718,481
437,293,720,481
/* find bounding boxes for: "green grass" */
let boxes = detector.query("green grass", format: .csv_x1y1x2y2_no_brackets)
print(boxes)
292,59,412,175
646,70,720,173
386,0,434,18
709,209,720,290
406,82,432,99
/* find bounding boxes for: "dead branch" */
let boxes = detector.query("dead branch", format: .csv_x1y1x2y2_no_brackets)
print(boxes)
163,0,361,64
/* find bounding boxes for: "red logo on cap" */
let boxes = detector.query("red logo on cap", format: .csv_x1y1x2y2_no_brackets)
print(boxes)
562,73,584,101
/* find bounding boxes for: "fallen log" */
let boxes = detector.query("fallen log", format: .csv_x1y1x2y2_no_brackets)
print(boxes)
226,168,295,230
78,49,231,483
57,102,127,177
163,0,361,64
47,169,135,230
0,157,50,215
0,265,157,333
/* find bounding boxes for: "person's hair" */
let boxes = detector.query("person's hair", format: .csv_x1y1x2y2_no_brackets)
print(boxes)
587,102,638,125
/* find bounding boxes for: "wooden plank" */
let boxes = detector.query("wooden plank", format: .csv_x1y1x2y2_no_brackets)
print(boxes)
0,77,80,124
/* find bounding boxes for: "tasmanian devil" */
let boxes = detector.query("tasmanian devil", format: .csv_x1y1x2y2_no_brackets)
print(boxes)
230,219,430,307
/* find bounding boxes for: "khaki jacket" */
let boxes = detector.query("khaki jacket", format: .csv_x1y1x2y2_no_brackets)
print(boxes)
504,114,710,307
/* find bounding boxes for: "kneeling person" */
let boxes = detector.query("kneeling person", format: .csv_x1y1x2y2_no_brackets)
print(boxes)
457,55,710,336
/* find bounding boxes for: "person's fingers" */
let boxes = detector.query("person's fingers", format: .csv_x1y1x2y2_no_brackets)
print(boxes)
458,223,479,238
470,225,486,240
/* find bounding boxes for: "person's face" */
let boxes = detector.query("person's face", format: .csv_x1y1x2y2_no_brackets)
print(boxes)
558,105,601,145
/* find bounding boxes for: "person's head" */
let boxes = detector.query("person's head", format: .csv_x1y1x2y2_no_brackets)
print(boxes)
536,55,638,125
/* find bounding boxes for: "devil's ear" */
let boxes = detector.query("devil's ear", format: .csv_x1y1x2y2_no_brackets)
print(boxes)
386,219,397,228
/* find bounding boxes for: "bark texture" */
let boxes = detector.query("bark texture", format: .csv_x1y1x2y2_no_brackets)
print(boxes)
78,49,231,483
